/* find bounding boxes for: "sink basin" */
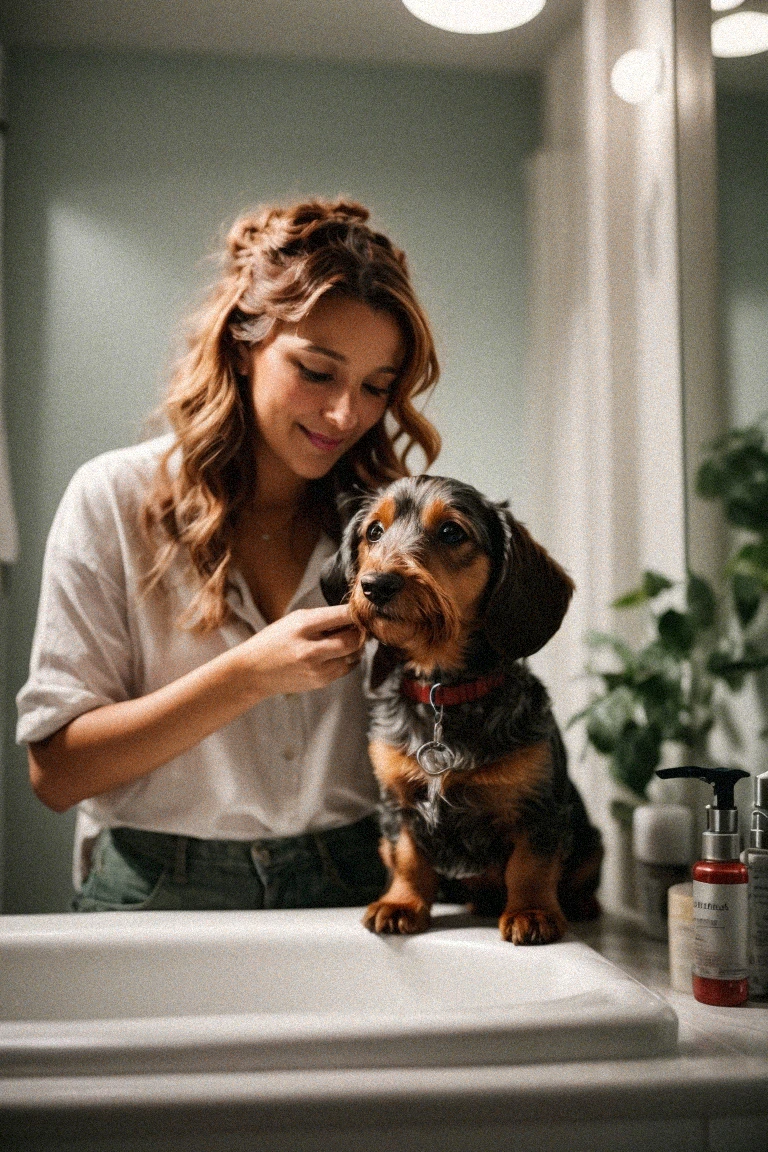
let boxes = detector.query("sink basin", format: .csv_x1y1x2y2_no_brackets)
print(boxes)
0,906,677,1076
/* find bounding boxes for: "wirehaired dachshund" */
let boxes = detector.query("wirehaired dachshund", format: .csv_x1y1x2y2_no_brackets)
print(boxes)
320,475,603,945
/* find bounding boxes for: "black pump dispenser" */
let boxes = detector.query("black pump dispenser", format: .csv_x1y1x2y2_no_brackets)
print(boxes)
657,766,749,861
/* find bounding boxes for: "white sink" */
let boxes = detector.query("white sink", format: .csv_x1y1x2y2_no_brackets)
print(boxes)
0,906,677,1076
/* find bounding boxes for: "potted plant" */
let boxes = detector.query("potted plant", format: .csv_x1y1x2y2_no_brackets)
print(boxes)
571,417,768,824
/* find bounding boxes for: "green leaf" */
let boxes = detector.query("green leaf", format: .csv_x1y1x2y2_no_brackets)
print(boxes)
696,458,727,500
706,650,747,691
582,687,638,754
612,587,649,609
728,541,768,590
729,650,768,673
696,419,768,532
726,495,768,534
601,671,633,692
585,714,617,754
638,638,678,670
687,573,717,629
657,609,696,657
634,671,672,704
643,571,675,598
612,571,674,609
585,631,636,667
732,572,762,628
744,656,768,674
636,673,684,732
610,722,663,799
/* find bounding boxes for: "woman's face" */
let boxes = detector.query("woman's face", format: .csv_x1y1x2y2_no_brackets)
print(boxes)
243,293,405,489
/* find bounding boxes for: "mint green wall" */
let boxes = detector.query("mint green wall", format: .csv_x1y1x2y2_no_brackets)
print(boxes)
717,90,768,428
2,48,538,912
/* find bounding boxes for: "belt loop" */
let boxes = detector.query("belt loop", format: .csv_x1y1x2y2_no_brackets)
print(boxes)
173,836,189,884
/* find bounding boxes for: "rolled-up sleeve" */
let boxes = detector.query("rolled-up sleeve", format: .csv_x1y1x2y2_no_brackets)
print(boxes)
16,461,135,744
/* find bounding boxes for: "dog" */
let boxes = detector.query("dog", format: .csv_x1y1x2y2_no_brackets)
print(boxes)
320,475,603,945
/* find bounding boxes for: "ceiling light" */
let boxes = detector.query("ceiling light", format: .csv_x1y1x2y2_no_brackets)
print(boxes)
400,0,546,35
711,0,744,12
610,49,664,104
712,12,768,56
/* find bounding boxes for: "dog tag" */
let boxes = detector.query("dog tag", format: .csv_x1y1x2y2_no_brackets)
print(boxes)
416,683,457,776
416,739,456,777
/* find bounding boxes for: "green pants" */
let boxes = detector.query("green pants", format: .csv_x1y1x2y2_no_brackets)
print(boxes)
73,816,387,912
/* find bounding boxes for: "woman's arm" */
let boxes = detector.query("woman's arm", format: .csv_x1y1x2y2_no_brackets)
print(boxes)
28,604,363,813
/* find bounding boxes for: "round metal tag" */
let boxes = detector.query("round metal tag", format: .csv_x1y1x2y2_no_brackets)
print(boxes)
416,740,456,777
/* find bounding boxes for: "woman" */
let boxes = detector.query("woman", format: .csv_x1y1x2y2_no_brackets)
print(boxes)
17,198,441,911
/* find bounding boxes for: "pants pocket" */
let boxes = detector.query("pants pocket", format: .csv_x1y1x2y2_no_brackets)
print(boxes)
72,830,170,912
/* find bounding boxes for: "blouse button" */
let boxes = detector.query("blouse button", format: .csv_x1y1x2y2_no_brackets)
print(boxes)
282,747,296,761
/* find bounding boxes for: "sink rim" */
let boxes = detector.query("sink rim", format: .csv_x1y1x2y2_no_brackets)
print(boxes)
0,906,679,1075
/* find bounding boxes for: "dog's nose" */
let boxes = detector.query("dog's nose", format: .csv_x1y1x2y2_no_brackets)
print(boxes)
360,572,405,607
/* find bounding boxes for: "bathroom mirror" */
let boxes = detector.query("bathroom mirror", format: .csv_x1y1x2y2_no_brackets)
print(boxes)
710,5,768,797
0,0,715,914
713,12,768,435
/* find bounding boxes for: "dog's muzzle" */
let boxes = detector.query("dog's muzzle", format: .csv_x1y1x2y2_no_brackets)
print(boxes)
360,571,405,608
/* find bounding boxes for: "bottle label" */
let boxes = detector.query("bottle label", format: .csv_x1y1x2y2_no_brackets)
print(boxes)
748,852,768,997
692,879,748,981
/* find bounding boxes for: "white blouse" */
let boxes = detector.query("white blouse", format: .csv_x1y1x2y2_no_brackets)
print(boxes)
16,436,378,884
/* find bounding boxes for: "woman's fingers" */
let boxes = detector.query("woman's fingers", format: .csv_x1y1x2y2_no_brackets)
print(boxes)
295,606,364,661
297,604,360,638
327,650,362,676
315,627,364,664
239,604,365,696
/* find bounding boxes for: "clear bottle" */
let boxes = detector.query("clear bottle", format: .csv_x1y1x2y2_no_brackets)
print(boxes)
657,766,750,1006
745,770,768,999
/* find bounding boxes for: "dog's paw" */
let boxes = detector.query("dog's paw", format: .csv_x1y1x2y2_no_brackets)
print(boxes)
499,907,567,945
363,900,431,935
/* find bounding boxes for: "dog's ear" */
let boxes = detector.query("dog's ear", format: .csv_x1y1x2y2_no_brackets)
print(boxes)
319,505,367,606
482,507,574,659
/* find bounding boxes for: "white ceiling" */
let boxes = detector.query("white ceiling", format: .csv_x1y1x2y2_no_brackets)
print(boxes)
0,0,581,72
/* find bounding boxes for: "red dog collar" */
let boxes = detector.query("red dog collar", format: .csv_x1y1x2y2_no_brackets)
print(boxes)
401,671,506,707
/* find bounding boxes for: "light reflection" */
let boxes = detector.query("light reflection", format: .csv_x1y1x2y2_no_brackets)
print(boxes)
712,11,768,57
610,49,664,105
399,0,546,35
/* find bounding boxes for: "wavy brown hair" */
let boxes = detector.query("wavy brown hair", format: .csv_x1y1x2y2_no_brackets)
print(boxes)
142,198,441,632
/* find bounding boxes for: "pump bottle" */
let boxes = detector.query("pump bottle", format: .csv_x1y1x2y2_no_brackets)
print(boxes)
745,770,768,998
657,766,749,1006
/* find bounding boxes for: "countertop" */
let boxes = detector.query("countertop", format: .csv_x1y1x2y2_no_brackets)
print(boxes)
1,913,767,1152
572,912,768,1064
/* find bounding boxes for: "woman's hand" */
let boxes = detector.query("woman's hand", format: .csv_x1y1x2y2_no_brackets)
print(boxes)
238,604,364,698
28,604,365,813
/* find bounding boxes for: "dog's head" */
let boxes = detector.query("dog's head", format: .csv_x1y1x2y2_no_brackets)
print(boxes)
320,475,574,679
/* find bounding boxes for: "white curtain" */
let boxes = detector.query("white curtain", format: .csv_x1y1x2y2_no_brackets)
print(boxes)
525,1,687,913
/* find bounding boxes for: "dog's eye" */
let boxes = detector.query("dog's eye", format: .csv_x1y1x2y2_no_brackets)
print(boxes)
366,520,385,543
438,521,468,546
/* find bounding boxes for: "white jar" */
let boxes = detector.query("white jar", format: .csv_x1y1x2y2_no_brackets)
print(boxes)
632,804,694,940
668,881,694,993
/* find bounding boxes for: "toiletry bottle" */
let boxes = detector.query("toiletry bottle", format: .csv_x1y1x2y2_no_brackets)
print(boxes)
632,804,693,940
667,881,694,993
745,770,768,998
656,766,750,1006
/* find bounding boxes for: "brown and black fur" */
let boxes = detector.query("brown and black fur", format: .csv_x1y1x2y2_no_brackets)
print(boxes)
321,475,603,945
